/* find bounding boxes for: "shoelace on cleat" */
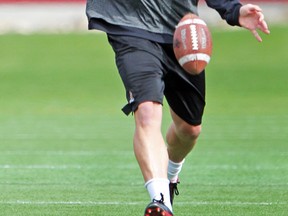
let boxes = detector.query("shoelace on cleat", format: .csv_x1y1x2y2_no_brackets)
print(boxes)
152,193,164,204
172,183,179,196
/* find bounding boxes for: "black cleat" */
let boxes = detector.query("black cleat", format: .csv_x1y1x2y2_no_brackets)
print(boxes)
144,193,173,216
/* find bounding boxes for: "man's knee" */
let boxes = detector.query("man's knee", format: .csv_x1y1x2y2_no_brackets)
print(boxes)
176,123,202,141
134,102,162,128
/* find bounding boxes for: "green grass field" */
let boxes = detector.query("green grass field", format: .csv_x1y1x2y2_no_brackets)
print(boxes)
0,26,287,215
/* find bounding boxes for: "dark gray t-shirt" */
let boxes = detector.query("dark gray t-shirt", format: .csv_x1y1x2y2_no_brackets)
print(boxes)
86,0,242,43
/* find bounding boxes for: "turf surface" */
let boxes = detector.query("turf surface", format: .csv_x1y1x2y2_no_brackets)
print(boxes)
0,26,287,215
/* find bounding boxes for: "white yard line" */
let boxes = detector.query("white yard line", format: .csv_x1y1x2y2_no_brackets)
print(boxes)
0,164,287,171
0,150,132,156
0,200,286,206
0,164,138,169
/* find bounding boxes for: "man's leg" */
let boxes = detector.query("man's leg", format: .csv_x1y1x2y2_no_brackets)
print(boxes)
134,102,168,181
166,109,202,205
133,101,172,211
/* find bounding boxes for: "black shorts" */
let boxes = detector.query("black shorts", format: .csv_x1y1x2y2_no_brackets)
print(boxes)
107,34,206,125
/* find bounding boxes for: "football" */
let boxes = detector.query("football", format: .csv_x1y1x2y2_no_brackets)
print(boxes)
173,13,213,75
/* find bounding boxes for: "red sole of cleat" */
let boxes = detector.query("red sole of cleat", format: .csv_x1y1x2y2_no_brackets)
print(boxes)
145,207,172,216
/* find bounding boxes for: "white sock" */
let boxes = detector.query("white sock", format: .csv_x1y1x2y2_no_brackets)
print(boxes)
145,178,172,212
168,159,185,183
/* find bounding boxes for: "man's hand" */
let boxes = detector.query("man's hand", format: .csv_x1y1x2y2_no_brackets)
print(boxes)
239,4,270,42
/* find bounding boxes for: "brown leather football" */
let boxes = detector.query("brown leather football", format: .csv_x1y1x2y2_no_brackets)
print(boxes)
173,13,213,75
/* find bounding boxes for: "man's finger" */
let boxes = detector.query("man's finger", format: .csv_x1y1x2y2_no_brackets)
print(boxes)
259,20,270,34
252,29,262,42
